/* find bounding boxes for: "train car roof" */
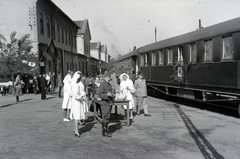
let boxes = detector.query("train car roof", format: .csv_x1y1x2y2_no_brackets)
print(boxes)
139,17,240,53
117,47,142,61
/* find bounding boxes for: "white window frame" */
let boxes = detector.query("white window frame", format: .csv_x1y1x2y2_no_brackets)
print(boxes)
140,54,144,66
177,46,183,62
144,53,148,67
190,43,197,63
168,48,173,64
159,50,164,65
222,35,233,60
204,40,213,61
151,51,156,66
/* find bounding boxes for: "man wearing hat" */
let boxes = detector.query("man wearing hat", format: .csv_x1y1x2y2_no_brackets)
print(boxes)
134,72,151,116
97,72,115,137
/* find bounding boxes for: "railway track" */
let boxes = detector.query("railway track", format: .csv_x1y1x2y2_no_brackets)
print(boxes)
148,88,240,119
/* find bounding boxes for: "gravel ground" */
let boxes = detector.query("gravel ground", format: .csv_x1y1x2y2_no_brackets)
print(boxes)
0,94,240,159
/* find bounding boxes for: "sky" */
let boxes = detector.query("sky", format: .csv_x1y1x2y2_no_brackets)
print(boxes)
1,0,240,58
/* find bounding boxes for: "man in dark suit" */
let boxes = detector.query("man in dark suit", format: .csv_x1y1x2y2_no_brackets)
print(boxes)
41,74,47,100
96,72,115,137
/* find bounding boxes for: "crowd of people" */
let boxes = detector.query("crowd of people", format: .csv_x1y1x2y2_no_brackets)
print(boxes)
13,68,151,138
58,68,151,138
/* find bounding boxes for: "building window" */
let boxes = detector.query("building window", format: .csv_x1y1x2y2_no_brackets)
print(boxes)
62,27,64,44
159,50,164,65
204,40,213,61
52,22,55,40
144,53,149,67
68,32,71,46
223,35,233,60
151,52,156,66
177,46,183,63
65,30,67,45
57,24,60,42
40,13,44,35
168,48,173,64
190,43,197,63
67,62,69,71
47,18,50,38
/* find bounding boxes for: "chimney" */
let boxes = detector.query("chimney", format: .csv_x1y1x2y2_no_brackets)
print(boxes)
133,46,136,50
199,19,203,29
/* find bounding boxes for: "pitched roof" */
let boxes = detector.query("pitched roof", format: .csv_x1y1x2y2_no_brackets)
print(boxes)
90,41,101,50
74,19,91,39
139,17,240,53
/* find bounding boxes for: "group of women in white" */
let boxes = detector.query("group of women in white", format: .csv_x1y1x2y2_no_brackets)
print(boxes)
62,71,88,137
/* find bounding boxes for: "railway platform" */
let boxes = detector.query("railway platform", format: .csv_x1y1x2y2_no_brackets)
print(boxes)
0,93,240,159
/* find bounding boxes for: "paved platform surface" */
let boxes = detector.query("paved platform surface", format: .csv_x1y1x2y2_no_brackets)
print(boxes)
0,93,240,159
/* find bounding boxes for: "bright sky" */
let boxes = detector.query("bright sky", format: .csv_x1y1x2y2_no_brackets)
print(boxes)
1,0,240,58
51,0,240,58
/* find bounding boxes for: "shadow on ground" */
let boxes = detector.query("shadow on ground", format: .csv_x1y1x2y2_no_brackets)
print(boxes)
0,98,34,108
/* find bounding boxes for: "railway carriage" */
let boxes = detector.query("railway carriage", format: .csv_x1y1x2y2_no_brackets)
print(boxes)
118,17,240,116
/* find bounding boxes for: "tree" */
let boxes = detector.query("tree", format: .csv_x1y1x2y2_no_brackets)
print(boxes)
0,31,35,93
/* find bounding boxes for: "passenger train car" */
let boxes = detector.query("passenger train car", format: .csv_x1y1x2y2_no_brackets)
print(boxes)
117,17,240,116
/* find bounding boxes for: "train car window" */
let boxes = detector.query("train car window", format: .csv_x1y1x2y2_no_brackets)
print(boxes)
167,48,173,64
128,58,131,67
159,50,164,65
144,53,149,67
190,43,197,63
204,40,213,61
222,35,233,60
177,46,183,63
140,54,144,67
151,52,156,66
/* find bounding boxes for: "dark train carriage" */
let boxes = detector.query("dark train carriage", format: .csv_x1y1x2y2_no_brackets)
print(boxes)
116,48,141,77
137,17,240,115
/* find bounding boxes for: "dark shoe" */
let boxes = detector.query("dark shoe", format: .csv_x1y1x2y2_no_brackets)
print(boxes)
144,114,151,117
74,129,81,137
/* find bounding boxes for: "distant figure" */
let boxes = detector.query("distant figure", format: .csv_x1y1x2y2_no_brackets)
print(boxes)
37,74,42,94
14,72,21,102
24,75,30,94
41,74,47,100
62,70,73,122
32,75,38,94
45,72,51,95
50,72,55,94
57,73,63,98
134,72,151,117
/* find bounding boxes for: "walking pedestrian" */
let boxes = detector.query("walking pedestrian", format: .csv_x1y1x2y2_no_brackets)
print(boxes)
119,73,135,120
62,70,73,122
97,72,115,137
57,73,63,98
37,74,42,94
91,76,101,114
134,72,151,116
14,72,21,102
45,72,51,95
70,71,85,137
41,74,47,100
50,72,55,94
32,75,38,94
